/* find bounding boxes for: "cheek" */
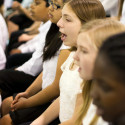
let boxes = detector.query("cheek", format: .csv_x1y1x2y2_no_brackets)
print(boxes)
79,58,91,79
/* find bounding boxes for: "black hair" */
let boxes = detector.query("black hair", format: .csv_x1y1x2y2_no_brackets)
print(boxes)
44,0,50,7
0,0,4,7
42,23,62,62
99,32,125,79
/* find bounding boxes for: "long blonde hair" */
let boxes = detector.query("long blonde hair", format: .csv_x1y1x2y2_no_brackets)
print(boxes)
76,19,125,125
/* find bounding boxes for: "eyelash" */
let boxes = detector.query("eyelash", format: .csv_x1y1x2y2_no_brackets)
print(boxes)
82,50,88,54
65,18,71,22
35,2,40,5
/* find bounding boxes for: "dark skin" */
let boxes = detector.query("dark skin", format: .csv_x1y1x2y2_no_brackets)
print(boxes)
91,53,125,125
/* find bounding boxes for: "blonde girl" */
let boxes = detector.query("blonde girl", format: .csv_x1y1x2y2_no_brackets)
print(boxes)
74,19,125,125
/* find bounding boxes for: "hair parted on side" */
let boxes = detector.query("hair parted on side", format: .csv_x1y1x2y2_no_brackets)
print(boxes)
67,0,106,24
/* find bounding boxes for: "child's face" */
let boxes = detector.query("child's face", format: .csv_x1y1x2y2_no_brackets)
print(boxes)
91,54,125,122
57,4,82,47
74,32,97,80
48,0,63,24
30,0,49,22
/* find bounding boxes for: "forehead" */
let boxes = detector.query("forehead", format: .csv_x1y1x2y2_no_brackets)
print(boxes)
77,32,95,49
62,4,78,18
53,0,62,4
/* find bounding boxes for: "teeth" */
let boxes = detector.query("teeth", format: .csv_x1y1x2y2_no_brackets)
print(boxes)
61,34,67,41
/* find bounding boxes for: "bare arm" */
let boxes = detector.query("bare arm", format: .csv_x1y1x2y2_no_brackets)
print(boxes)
24,21,41,32
26,49,70,107
31,97,60,125
12,49,70,109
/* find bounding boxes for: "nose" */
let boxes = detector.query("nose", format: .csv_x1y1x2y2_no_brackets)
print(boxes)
73,50,79,61
57,18,63,28
30,3,35,9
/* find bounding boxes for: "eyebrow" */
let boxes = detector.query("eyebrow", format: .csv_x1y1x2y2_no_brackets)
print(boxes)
63,14,72,18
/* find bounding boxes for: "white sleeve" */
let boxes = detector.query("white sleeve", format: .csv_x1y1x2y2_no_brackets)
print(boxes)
18,21,51,53
21,0,33,8
18,34,41,53
17,40,45,76
100,0,118,12
120,1,125,24
0,46,6,70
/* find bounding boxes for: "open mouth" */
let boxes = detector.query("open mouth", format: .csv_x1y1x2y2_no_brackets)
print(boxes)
48,13,53,18
61,33,67,41
30,10,34,16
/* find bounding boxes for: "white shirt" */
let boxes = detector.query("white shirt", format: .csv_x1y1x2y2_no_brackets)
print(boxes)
0,45,6,70
42,44,69,89
0,14,8,51
59,52,83,122
100,0,118,16
18,21,51,53
82,103,108,125
17,28,67,77
21,0,33,8
120,1,125,24
17,36,45,76
4,0,13,8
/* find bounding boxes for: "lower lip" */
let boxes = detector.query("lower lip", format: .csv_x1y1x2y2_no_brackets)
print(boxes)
30,11,34,16
78,67,81,72
49,14,53,18
61,35,67,42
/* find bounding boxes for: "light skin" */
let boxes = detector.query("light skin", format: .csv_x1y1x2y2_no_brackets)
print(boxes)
30,3,84,124
60,32,98,125
57,4,82,47
74,32,97,80
91,54,125,123
0,0,70,124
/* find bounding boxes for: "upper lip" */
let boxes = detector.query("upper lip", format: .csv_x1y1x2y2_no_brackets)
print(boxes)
59,30,65,35
48,12,52,16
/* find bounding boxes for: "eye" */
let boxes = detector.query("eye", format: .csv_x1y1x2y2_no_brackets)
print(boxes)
65,18,71,22
95,79,112,92
82,50,88,54
35,1,40,5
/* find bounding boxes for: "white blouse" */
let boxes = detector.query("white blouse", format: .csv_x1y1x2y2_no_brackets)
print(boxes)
59,52,83,122
0,45,6,70
120,1,125,25
18,21,51,53
0,14,8,51
42,44,69,89
100,0,118,16
82,103,108,125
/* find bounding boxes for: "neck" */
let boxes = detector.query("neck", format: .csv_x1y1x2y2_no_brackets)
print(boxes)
113,114,125,125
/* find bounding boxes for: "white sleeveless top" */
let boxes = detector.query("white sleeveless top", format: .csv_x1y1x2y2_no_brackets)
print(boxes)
82,103,108,125
59,52,83,122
